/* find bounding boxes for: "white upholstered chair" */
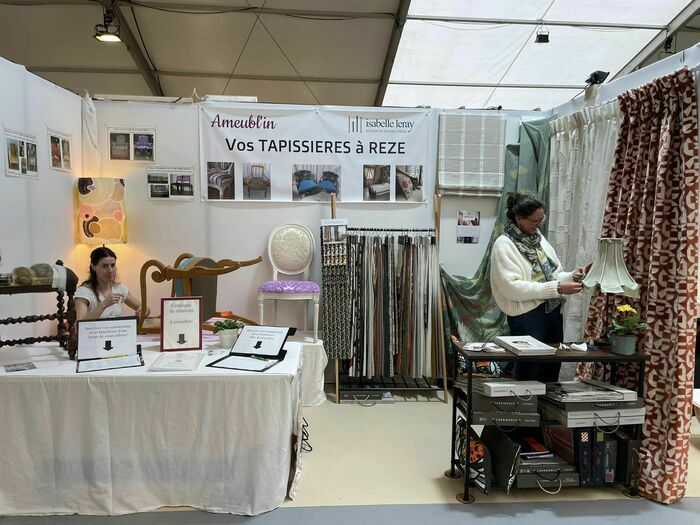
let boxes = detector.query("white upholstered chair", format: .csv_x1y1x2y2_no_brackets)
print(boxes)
257,224,320,341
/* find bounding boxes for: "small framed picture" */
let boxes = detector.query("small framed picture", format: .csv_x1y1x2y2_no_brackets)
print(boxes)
160,297,202,351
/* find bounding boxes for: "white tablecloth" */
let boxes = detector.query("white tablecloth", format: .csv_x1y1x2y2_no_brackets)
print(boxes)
0,342,303,516
299,340,328,406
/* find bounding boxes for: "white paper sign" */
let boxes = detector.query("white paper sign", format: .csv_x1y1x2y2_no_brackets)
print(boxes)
5,129,38,178
457,210,480,244
77,317,138,360
146,165,195,200
232,325,290,357
161,297,202,351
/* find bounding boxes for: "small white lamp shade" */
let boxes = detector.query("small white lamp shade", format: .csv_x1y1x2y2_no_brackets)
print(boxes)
582,238,639,298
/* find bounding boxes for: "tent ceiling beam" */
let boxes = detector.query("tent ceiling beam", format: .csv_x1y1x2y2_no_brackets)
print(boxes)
97,0,163,96
0,0,396,20
389,80,585,89
406,15,666,31
375,0,411,106
29,66,379,84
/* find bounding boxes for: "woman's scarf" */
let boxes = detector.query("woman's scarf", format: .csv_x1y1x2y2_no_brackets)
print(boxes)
504,221,561,313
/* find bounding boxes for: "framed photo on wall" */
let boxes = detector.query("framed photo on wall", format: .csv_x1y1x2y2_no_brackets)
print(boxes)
160,296,202,351
48,129,72,172
108,127,156,162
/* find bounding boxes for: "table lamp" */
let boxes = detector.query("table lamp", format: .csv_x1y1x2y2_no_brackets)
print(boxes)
582,238,639,340
76,178,127,244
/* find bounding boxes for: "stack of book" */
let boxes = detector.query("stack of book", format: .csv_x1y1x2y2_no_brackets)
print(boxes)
540,379,645,428
458,379,546,427
494,335,557,356
516,454,579,489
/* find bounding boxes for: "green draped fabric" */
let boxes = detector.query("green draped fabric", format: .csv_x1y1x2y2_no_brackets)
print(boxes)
441,118,552,354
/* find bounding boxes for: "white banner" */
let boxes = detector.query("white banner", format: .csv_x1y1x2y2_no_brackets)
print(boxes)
199,103,432,203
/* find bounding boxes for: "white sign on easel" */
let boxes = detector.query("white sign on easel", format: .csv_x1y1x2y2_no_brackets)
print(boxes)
76,316,142,373
161,297,202,351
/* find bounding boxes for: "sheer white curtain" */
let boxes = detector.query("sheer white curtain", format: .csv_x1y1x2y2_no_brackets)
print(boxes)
548,101,621,341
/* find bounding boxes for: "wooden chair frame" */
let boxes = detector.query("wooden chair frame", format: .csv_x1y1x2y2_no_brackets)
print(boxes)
138,252,262,333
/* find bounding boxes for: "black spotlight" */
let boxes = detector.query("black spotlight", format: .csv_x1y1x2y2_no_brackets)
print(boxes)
535,28,549,43
585,70,610,85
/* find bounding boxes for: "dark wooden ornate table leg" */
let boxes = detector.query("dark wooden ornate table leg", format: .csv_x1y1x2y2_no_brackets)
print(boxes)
66,291,77,360
56,290,66,348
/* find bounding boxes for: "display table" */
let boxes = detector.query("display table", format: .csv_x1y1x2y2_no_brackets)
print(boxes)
0,341,304,516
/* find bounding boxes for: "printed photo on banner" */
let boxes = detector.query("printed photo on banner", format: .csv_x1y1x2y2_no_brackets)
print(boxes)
48,130,72,172
292,164,341,201
363,164,391,201
206,161,235,200
108,128,156,162
395,165,423,202
242,163,271,200
146,166,195,200
457,210,480,244
5,129,38,179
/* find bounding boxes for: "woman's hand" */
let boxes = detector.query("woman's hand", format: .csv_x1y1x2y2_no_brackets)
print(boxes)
99,292,122,310
572,262,592,282
559,282,583,295
135,305,151,318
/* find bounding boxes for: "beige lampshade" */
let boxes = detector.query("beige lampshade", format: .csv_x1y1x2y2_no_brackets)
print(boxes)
582,238,639,298
76,177,127,244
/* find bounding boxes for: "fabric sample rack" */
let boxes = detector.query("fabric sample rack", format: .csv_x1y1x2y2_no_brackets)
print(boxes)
321,224,448,403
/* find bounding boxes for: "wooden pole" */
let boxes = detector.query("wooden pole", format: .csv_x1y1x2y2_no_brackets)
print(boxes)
434,194,449,403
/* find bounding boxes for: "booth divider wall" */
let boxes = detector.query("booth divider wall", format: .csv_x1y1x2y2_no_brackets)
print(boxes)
0,58,82,342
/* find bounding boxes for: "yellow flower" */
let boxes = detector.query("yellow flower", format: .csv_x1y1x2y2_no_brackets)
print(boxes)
617,304,637,315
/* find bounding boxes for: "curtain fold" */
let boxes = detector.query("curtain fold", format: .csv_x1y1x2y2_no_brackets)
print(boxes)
440,118,552,349
548,101,621,340
582,68,698,504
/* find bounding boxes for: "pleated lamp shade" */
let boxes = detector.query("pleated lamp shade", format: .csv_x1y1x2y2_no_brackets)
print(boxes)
76,177,127,244
582,238,639,298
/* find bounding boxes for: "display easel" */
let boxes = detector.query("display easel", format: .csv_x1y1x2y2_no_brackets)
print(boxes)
329,194,449,404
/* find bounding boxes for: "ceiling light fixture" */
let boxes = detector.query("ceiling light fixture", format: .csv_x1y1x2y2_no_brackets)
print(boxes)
535,20,549,44
94,9,122,43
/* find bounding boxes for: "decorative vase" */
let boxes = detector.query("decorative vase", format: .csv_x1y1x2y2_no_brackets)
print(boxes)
611,334,637,355
218,329,239,349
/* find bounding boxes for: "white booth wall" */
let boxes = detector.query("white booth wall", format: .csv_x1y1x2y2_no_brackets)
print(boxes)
0,58,557,339
0,58,82,341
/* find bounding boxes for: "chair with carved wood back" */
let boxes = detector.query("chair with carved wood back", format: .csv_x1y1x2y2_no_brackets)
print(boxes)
138,253,262,333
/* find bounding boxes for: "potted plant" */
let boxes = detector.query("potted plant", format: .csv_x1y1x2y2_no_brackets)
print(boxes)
610,304,646,355
214,319,245,349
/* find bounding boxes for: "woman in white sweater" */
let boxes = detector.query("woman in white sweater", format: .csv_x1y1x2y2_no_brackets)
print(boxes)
490,193,587,382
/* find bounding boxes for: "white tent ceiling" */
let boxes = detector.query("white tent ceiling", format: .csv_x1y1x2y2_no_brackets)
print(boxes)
0,0,698,109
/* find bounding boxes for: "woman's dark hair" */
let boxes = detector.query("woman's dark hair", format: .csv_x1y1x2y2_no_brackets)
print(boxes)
506,192,544,222
81,247,117,291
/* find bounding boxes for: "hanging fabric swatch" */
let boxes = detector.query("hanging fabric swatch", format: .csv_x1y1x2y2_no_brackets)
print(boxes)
345,230,441,380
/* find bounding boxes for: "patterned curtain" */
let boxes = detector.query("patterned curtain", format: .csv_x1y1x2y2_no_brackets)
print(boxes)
581,68,699,504
440,118,552,350
548,102,621,341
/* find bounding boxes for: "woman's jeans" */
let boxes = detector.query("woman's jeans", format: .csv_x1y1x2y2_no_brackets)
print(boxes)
507,303,563,383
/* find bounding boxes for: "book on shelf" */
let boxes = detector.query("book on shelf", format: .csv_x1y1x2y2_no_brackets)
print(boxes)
472,378,546,397
539,401,645,428
542,397,643,412
545,380,638,403
494,335,557,355
518,437,554,459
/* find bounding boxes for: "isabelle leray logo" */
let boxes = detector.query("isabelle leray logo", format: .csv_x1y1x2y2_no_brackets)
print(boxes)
348,115,363,133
